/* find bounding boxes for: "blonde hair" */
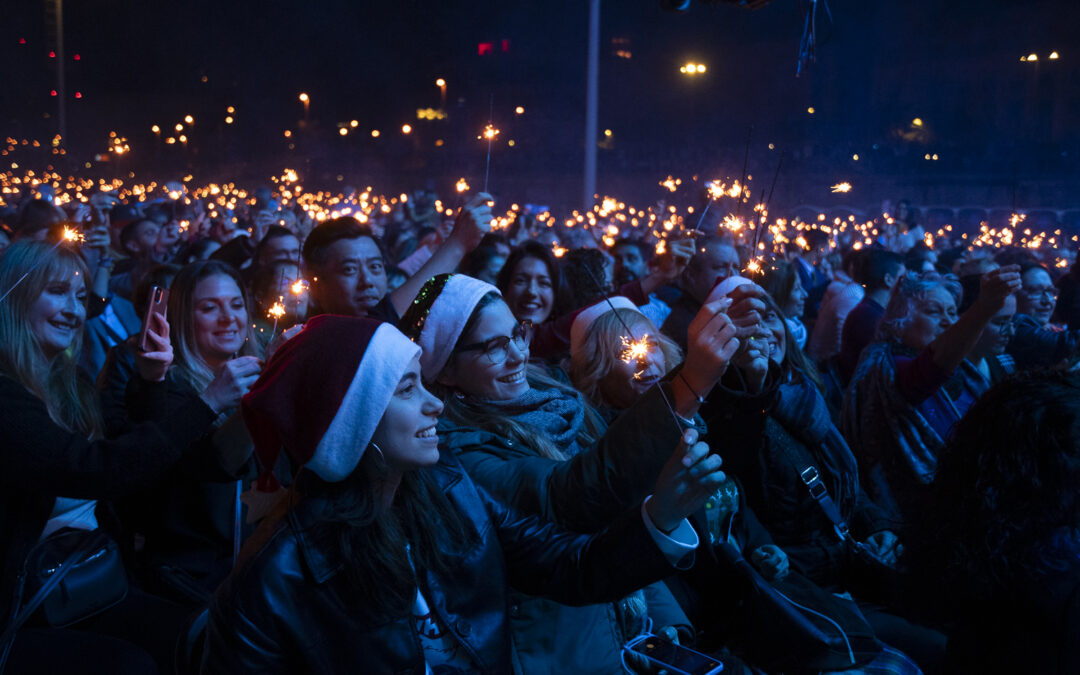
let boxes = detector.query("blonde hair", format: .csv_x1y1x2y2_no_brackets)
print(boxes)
168,260,262,393
0,241,103,437
568,309,681,410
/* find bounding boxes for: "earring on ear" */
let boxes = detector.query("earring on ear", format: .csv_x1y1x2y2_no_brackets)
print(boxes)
369,442,387,466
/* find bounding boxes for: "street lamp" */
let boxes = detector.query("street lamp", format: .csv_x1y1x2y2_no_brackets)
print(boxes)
299,93,310,121
435,78,446,107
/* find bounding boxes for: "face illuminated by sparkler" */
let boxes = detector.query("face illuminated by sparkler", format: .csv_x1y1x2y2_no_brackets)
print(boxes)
29,270,87,359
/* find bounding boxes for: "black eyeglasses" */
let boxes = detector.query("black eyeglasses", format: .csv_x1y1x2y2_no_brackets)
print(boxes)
456,320,534,365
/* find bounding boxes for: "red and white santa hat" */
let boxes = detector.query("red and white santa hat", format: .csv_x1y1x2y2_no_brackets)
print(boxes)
399,273,500,381
242,314,420,489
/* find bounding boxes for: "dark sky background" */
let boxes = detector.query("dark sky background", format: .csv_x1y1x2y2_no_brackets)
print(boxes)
2,0,1078,208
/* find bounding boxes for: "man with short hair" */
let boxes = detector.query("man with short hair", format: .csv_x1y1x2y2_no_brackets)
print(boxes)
110,219,166,301
660,238,740,351
838,249,905,381
303,193,493,323
610,238,672,327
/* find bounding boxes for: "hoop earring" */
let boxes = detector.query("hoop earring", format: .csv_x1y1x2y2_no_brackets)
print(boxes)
369,442,386,467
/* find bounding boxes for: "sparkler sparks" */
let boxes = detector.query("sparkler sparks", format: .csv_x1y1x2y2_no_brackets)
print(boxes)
62,226,85,243
267,302,286,320
620,334,652,364
831,182,852,193
290,279,309,295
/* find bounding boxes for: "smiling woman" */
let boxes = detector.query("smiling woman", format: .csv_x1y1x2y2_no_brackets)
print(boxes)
400,273,741,673
203,315,724,674
843,267,1022,523
0,241,224,672
112,259,265,604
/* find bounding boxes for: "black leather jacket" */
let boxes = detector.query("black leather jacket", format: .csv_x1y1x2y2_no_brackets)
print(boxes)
202,450,682,674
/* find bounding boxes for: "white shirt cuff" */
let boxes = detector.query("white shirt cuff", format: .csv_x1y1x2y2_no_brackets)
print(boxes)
641,496,699,569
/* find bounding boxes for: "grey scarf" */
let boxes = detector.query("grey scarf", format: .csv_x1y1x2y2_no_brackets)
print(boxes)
479,386,586,456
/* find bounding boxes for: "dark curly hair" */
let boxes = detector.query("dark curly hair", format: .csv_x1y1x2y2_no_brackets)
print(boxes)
913,371,1080,599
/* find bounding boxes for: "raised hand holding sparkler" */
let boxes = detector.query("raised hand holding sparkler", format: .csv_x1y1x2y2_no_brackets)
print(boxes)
446,192,495,252
672,298,740,417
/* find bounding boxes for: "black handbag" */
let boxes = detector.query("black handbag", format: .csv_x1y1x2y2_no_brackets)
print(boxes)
20,527,128,627
0,528,128,673
716,542,883,673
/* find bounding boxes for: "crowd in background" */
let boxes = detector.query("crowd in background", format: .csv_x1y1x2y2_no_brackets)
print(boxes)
0,177,1078,675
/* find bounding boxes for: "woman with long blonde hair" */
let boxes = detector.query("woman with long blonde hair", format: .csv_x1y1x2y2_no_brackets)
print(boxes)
0,241,225,673
117,259,264,604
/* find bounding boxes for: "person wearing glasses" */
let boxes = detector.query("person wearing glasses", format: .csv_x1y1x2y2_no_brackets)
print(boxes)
399,273,742,674
1007,263,1080,369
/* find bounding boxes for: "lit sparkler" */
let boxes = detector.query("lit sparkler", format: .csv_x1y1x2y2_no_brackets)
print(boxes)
831,182,852,193
481,114,500,192
0,226,85,303
620,334,651,364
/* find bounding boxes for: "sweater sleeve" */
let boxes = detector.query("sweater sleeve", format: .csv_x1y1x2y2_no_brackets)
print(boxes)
894,348,951,406
0,375,218,499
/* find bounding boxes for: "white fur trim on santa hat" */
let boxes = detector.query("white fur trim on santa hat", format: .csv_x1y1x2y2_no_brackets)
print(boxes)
705,275,754,305
569,296,642,356
418,275,500,380
309,323,420,482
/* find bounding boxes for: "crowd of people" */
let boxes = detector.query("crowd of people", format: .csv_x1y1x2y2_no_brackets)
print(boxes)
0,179,1078,675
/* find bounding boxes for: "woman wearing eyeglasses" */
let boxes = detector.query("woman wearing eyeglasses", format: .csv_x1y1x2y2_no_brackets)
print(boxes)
1007,263,1080,369
399,274,741,674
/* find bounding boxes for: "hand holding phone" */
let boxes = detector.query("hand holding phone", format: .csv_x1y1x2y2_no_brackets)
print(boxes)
139,287,169,352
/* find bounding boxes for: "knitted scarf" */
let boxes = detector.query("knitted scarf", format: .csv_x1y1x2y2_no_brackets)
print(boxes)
478,385,587,457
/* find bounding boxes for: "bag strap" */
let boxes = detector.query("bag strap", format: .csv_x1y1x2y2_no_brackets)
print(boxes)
0,530,108,672
233,479,243,565
798,464,855,544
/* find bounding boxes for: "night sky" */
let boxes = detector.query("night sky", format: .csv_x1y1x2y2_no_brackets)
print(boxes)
2,0,1078,208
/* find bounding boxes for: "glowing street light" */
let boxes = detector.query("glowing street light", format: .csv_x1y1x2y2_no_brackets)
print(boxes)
515,106,525,115
679,62,706,75
183,115,194,125
435,78,446,107
338,127,348,136
299,93,310,121
401,124,412,134
1049,51,1060,60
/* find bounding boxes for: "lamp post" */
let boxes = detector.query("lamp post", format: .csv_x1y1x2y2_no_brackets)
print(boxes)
584,0,600,211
